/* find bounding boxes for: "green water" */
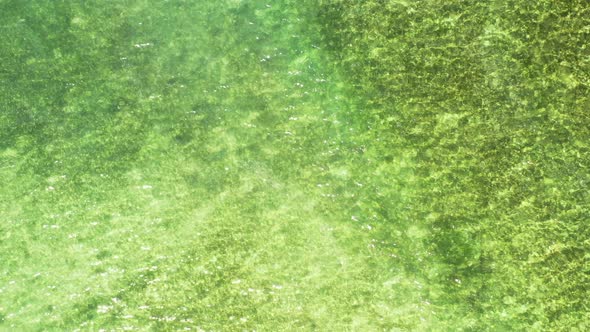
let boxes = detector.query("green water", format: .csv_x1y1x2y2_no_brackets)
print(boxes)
1,1,589,331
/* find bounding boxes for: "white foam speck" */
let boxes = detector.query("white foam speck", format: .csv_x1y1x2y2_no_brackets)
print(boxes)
134,43,152,48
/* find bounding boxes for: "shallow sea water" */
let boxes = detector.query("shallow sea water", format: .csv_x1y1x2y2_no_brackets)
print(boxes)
1,1,588,331
0,1,432,330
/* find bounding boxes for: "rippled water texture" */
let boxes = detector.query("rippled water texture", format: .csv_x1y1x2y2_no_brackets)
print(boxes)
1,1,589,330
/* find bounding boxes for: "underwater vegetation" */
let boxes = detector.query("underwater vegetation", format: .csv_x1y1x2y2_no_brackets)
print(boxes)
319,0,590,330
0,0,588,330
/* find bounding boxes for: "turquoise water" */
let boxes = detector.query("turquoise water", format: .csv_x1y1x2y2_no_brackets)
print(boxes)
1,1,589,331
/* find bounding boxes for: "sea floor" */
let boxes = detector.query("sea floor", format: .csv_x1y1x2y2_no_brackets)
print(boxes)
1,1,588,331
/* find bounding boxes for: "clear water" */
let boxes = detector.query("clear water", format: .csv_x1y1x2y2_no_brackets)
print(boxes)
1,1,588,331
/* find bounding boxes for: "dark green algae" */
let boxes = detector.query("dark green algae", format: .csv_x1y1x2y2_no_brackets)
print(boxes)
319,0,590,330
